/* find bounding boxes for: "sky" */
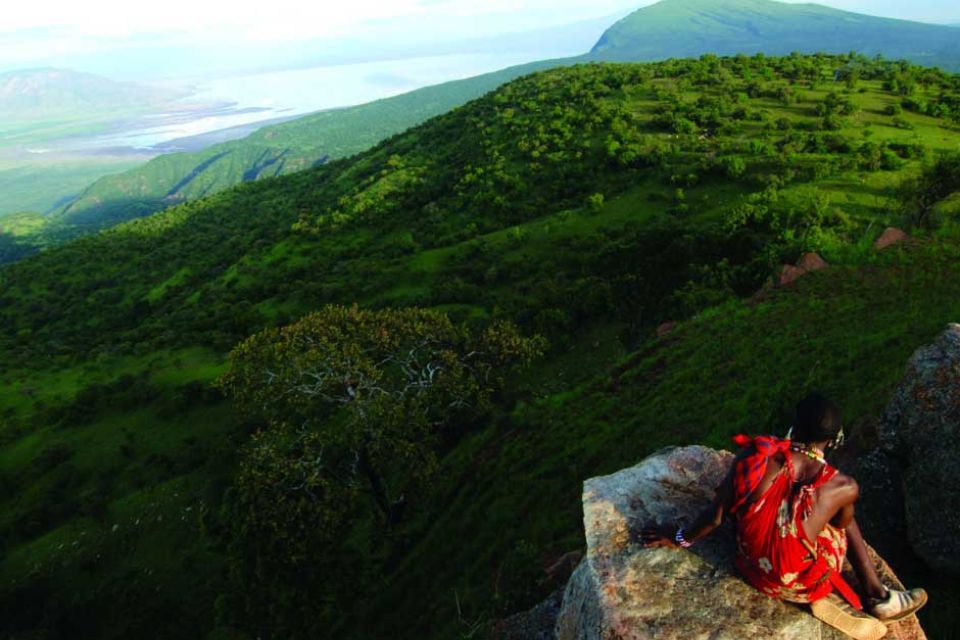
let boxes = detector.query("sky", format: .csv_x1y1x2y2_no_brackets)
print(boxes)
1,0,958,79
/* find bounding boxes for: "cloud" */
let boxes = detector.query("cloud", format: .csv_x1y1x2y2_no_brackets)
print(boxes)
0,0,644,41
1,0,952,43
4,0,953,78
0,0,648,75
0,1,423,39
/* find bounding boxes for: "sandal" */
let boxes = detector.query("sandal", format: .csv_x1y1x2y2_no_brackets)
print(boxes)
867,586,928,623
810,593,888,640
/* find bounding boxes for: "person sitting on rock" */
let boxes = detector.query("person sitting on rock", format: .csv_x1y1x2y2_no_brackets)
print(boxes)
640,392,927,640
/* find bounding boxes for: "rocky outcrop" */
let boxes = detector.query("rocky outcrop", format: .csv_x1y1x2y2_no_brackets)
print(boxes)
776,263,808,288
752,252,829,300
796,251,829,272
495,589,566,640
656,321,676,339
554,446,925,640
879,323,960,575
837,448,908,562
873,228,911,251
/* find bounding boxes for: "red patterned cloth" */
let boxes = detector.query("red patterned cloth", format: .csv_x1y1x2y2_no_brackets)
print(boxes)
729,434,862,610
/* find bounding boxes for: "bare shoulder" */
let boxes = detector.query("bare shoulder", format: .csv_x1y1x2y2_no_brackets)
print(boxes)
824,470,859,495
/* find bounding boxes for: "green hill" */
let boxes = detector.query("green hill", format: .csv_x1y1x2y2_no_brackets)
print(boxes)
47,58,567,231
1,54,960,639
591,0,960,69
33,0,960,250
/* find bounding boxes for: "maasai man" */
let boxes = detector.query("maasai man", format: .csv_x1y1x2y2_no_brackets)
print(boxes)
639,392,927,640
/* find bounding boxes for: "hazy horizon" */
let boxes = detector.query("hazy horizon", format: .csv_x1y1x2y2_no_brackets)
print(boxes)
2,0,958,219
1,0,958,81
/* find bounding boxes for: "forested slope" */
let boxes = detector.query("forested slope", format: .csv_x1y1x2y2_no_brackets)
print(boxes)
48,58,566,231
17,0,960,257
1,54,960,639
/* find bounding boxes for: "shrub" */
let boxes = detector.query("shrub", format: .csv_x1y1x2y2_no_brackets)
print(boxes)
891,116,914,130
587,192,605,213
722,156,748,179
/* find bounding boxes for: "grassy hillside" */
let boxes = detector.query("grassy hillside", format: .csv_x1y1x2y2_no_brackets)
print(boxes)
591,0,960,70
1,55,959,639
0,159,143,216
376,237,960,640
29,0,960,251
47,58,567,232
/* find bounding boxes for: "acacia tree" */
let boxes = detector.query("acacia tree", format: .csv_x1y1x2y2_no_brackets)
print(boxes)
219,304,545,529
217,305,544,636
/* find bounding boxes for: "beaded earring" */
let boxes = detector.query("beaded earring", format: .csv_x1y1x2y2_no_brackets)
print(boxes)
829,425,845,450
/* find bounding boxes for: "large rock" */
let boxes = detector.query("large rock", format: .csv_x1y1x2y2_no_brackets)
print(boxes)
879,323,960,575
837,449,908,562
494,589,565,640
776,263,808,287
796,252,829,272
752,252,829,300
555,445,925,640
656,321,676,339
873,228,911,251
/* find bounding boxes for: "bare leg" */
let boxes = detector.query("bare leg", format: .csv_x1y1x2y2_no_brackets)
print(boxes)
804,474,927,625
844,518,887,600
802,473,858,542
849,517,929,621
804,477,887,601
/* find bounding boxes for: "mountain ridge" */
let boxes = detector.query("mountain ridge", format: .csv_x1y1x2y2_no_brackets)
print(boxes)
17,0,959,249
590,0,960,69
45,57,569,231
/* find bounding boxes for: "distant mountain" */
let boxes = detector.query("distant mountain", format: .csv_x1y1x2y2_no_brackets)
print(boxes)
34,0,960,237
0,68,177,118
0,68,189,225
50,58,567,229
590,0,960,70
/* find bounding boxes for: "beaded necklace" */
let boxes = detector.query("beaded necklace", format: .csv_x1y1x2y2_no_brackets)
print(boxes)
789,442,826,465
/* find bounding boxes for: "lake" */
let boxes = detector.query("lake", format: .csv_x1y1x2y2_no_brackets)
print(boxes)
90,51,559,151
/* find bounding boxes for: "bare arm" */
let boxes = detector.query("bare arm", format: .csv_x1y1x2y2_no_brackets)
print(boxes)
639,454,738,549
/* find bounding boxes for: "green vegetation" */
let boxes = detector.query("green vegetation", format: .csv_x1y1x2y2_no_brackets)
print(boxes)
47,58,567,235
899,153,960,227
0,159,143,217
1,54,960,639
219,305,544,633
26,0,960,254
592,0,960,71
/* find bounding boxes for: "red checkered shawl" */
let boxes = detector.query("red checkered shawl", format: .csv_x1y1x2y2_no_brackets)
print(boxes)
729,434,862,610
